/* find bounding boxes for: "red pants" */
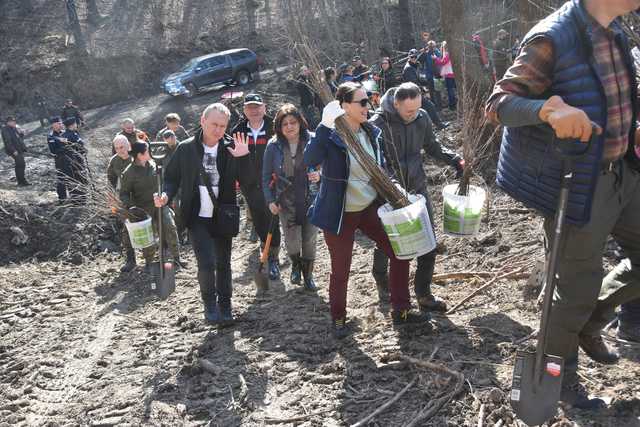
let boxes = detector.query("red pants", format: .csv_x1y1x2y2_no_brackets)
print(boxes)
323,203,411,320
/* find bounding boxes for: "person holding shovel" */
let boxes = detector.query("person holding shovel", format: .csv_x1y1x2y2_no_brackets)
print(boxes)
107,135,135,272
262,104,319,290
304,82,428,339
486,0,640,409
370,82,463,311
157,103,259,325
120,141,183,274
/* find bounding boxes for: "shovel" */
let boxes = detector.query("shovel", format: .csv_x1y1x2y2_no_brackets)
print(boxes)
510,131,595,426
255,214,276,292
149,142,175,300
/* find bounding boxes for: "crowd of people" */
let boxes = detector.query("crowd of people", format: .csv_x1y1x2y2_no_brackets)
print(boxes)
4,5,640,414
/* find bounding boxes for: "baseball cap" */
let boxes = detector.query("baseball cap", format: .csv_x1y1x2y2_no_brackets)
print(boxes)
243,93,264,105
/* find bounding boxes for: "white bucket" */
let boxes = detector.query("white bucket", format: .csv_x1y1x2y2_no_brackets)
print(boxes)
125,216,156,249
377,194,437,260
442,184,486,236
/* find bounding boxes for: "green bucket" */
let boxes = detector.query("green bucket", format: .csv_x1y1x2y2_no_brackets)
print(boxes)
125,216,156,249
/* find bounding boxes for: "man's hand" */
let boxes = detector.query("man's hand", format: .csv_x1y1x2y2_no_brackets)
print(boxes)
539,95,602,142
153,192,168,207
268,202,280,215
229,132,250,157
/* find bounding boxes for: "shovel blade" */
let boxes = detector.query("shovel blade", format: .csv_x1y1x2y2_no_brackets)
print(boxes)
151,262,175,300
511,350,564,426
254,264,269,293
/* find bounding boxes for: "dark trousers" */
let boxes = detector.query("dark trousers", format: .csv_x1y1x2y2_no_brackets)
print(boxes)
543,160,640,371
373,192,437,298
190,218,233,307
9,152,26,184
243,183,281,255
324,203,411,320
54,157,71,200
445,77,457,109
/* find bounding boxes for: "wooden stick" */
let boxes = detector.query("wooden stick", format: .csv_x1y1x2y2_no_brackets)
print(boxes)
263,409,332,424
477,403,485,427
432,271,528,283
447,265,530,314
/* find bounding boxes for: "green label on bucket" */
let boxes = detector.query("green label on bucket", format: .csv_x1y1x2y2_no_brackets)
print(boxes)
396,218,423,235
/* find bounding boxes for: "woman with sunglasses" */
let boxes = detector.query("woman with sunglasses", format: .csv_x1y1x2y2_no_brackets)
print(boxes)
374,57,398,94
262,104,320,290
304,82,428,338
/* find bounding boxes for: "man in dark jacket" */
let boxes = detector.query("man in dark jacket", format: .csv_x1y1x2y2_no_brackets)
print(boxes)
492,29,512,81
417,41,442,110
403,51,448,130
47,116,72,200
486,0,640,408
61,117,89,205
231,93,282,281
159,103,259,325
155,113,190,142
370,83,463,311
61,99,84,126
1,116,29,186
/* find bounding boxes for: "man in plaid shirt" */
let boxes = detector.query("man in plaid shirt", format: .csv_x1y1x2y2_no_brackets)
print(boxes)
486,0,640,409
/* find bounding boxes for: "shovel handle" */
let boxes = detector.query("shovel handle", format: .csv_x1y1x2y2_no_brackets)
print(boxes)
260,232,273,264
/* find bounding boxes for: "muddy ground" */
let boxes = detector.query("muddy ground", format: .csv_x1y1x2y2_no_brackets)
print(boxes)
1,79,640,427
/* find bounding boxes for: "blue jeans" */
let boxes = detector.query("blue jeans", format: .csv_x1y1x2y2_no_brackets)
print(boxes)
445,77,457,109
189,218,233,307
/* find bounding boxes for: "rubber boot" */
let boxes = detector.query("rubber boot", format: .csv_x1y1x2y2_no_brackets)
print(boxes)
120,248,136,273
198,270,219,324
301,258,317,291
268,246,281,281
289,254,302,285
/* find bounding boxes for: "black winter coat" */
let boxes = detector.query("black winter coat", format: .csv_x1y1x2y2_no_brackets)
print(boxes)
1,125,26,155
164,129,258,229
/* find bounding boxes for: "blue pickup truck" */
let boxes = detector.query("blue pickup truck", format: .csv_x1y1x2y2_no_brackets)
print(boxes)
162,48,260,97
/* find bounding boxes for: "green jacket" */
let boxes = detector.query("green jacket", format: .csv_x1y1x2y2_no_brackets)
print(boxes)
119,161,158,214
107,154,132,190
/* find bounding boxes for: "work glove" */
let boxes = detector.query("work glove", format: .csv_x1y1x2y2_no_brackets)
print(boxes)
539,95,602,142
321,100,345,129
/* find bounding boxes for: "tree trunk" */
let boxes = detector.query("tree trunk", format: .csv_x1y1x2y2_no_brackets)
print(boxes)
85,0,100,26
441,0,493,105
398,0,414,51
65,0,87,53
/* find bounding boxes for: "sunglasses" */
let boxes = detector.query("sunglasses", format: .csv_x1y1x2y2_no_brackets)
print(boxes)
350,98,370,107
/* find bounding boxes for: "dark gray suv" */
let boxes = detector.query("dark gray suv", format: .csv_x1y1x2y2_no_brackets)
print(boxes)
162,48,259,97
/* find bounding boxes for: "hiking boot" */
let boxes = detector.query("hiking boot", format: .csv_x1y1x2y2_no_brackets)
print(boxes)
617,320,640,343
417,295,447,313
17,181,31,187
560,381,605,410
373,273,389,304
301,258,317,291
289,255,302,285
392,309,431,325
120,250,136,273
219,304,234,326
333,317,349,339
268,257,281,281
578,333,619,365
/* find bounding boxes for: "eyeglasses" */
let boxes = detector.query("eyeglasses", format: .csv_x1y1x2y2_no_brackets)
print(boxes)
349,98,370,107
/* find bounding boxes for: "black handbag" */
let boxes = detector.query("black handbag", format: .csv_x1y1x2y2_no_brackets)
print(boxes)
199,161,240,238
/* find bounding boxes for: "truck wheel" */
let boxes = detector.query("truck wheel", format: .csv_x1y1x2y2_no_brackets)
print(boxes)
235,71,251,86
